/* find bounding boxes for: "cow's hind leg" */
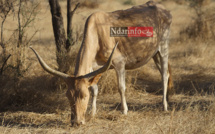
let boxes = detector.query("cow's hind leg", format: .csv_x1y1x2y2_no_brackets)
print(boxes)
153,52,162,74
160,51,169,111
153,53,174,102
113,59,128,115
155,28,172,111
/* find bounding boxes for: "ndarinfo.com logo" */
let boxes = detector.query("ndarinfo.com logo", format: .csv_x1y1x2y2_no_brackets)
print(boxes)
110,27,153,37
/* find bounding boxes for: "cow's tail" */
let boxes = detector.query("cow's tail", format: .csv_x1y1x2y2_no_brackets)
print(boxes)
167,63,174,101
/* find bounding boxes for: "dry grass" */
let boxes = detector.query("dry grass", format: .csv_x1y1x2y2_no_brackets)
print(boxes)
1,0,215,133
1,94,215,133
81,0,99,9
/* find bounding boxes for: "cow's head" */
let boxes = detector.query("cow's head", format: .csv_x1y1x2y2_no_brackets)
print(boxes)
30,43,118,125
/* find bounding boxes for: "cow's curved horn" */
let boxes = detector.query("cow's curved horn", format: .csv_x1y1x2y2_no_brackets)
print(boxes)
78,42,119,79
30,47,70,80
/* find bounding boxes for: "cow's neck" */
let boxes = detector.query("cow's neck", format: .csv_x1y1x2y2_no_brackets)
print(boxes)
75,45,89,76
74,40,98,77
74,14,99,77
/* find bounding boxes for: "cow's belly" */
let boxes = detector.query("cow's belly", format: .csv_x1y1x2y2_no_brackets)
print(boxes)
124,46,158,70
120,37,158,70
97,35,159,70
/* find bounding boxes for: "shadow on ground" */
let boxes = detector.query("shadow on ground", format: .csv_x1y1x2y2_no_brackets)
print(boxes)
0,75,68,113
101,98,213,114
135,71,215,96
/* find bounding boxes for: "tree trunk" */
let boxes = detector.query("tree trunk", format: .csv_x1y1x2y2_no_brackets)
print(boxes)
49,0,79,73
66,1,79,50
49,0,69,73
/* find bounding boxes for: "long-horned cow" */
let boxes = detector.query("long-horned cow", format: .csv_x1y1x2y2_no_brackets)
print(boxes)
30,1,173,125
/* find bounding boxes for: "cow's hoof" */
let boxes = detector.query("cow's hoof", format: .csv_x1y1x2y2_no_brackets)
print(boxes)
122,110,128,115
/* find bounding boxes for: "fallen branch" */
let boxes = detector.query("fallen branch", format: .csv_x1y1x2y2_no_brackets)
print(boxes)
0,54,11,75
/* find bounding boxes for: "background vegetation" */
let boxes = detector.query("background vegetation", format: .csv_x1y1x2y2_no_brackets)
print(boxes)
0,0,215,133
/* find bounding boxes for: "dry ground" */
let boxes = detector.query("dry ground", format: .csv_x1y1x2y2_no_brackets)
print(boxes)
1,0,215,133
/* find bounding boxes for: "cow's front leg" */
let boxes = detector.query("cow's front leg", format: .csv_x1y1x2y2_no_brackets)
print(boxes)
114,60,128,115
90,84,98,117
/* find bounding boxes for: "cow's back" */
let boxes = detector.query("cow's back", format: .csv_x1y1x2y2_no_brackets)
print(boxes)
93,1,172,69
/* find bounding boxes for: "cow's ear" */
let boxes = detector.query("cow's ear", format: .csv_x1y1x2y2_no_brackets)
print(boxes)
89,74,102,86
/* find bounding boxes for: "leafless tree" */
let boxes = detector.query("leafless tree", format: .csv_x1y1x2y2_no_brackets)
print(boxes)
0,0,14,59
0,0,39,76
48,0,79,73
0,0,14,75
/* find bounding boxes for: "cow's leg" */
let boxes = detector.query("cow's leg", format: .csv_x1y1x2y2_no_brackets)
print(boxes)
160,52,169,111
153,52,169,110
90,84,98,116
159,29,170,111
153,52,162,74
153,52,174,103
89,64,103,117
113,59,128,115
